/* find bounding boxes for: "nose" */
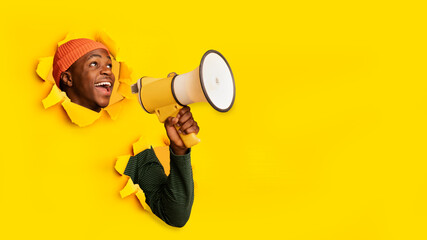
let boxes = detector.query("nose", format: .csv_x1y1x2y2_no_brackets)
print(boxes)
101,64,112,76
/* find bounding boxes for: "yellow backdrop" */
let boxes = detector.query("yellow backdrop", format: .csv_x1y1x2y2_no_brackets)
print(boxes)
1,1,426,239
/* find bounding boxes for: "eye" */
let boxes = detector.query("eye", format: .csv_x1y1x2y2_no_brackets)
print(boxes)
107,63,112,69
89,61,98,67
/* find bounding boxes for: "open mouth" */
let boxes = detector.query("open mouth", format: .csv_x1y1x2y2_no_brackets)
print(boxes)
94,81,112,95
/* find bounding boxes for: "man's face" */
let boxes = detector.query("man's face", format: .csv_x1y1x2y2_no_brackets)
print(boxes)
67,48,115,112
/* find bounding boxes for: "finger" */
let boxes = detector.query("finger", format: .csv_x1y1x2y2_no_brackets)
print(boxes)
169,132,185,148
164,117,179,127
181,120,199,135
177,111,193,126
180,118,195,133
176,106,190,119
164,121,184,147
184,125,200,135
164,117,180,138
169,131,184,146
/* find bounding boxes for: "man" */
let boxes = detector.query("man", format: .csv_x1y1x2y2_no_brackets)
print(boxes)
53,38,198,227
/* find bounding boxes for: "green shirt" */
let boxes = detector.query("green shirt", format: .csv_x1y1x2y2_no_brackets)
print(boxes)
124,147,194,227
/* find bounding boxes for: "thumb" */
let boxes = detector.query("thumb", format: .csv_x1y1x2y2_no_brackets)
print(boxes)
165,116,178,128
164,117,184,147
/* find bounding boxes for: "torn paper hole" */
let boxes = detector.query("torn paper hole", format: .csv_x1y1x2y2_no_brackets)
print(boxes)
36,56,55,84
104,98,124,121
116,145,196,212
115,154,132,176
116,136,174,212
37,31,134,127
61,98,103,127
135,185,151,212
116,162,151,212
42,84,66,109
132,135,167,156
120,178,138,198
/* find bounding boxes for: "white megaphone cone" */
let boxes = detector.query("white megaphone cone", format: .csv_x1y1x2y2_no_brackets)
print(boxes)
173,50,235,111
131,50,235,148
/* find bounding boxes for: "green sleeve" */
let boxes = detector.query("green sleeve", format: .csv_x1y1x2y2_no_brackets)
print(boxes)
124,147,194,227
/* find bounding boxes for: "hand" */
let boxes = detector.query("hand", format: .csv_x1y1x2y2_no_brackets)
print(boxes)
164,106,200,155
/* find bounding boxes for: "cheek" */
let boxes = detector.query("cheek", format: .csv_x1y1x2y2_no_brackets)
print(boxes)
75,76,94,95
82,72,97,88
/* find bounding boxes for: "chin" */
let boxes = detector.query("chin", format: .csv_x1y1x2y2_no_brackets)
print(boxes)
99,102,110,109
96,98,111,109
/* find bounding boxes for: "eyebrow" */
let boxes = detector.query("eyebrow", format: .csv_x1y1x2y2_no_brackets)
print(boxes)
87,54,111,60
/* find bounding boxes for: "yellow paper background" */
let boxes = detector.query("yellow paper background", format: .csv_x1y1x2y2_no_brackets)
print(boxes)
1,1,426,239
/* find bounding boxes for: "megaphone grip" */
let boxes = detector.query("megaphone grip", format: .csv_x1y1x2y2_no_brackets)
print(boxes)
178,131,201,148
172,109,200,148
156,104,201,148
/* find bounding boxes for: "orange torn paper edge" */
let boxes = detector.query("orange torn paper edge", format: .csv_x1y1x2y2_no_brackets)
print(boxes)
115,135,170,212
119,178,151,212
62,98,103,127
115,136,197,212
41,86,102,127
115,156,148,211
115,135,168,176
36,31,135,127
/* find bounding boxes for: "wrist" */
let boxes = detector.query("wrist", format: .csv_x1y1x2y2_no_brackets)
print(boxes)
170,144,188,156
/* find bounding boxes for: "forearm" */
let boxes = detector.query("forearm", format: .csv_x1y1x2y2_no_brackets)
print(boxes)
124,147,194,227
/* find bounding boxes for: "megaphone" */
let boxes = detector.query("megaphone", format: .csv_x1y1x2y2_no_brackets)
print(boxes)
131,50,235,148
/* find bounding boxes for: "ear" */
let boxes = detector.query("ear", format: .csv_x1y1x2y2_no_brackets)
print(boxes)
60,71,73,88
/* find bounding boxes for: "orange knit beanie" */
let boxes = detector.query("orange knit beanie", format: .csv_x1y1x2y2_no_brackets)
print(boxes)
52,38,109,87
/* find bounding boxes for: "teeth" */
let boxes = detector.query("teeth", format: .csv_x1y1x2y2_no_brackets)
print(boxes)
94,82,111,87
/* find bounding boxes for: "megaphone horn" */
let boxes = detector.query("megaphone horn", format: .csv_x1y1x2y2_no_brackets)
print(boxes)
131,50,236,148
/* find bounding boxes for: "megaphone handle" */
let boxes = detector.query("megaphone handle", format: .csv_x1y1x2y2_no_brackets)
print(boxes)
171,110,201,148
178,131,200,148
